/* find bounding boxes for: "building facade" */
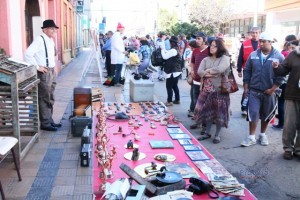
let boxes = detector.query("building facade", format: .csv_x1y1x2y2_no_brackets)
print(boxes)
0,0,89,72
265,0,300,44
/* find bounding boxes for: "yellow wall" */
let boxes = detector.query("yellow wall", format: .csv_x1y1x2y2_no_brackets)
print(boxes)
265,0,300,11
61,0,75,65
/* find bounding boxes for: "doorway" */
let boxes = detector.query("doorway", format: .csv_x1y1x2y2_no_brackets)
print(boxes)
25,0,40,47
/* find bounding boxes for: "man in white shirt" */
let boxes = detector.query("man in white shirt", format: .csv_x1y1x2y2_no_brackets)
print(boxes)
25,19,61,131
111,23,127,86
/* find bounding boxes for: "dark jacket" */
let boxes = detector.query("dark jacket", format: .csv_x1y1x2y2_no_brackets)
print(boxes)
163,49,182,74
243,47,285,92
273,46,300,101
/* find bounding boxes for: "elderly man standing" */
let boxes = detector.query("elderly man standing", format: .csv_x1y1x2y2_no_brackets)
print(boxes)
237,27,260,116
241,32,285,147
111,23,127,86
273,40,300,160
25,19,61,131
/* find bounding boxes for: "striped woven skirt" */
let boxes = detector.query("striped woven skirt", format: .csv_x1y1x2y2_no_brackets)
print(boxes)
194,91,230,128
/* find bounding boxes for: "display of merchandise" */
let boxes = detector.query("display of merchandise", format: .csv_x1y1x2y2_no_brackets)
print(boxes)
178,139,193,145
183,145,202,151
149,140,174,149
170,133,191,140
166,128,184,134
185,151,210,161
165,162,199,178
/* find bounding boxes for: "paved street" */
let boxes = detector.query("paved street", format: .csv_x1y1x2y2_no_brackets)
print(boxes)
0,48,299,199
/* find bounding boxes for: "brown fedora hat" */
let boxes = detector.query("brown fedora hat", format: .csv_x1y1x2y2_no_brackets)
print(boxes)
41,19,59,29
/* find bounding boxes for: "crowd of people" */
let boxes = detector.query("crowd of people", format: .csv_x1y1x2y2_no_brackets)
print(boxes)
97,23,300,160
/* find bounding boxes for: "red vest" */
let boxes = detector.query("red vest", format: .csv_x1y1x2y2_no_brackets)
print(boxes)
242,39,259,68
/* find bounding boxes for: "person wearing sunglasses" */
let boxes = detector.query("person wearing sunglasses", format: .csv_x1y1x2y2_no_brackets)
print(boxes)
195,38,230,144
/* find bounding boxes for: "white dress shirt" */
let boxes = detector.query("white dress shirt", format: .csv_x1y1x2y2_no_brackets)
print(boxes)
25,33,56,69
111,31,125,64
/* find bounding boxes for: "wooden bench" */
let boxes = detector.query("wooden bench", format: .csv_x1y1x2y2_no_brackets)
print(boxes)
0,137,22,200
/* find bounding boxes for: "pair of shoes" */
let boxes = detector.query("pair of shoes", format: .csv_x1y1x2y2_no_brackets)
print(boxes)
258,134,269,146
173,100,180,104
187,111,194,117
200,125,206,135
241,110,247,116
41,125,57,131
241,137,256,147
283,151,293,160
197,134,211,141
213,136,221,144
190,124,198,129
51,122,62,128
272,124,283,130
165,102,173,106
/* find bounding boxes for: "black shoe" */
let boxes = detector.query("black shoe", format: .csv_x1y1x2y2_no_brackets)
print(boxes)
51,122,62,128
190,124,198,129
173,100,180,104
41,125,57,131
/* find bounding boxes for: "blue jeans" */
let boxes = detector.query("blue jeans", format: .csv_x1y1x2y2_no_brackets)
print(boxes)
277,84,286,126
113,64,123,84
190,83,200,112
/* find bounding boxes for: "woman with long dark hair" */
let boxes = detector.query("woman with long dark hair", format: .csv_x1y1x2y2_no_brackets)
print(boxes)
195,38,230,143
161,36,182,106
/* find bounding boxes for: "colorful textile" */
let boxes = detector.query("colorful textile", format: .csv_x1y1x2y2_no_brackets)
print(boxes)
195,91,230,128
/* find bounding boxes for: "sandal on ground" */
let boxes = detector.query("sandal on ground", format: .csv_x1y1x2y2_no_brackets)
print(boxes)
213,136,221,144
197,134,211,141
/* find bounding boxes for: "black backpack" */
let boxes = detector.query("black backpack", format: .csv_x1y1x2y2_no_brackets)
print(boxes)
151,47,164,67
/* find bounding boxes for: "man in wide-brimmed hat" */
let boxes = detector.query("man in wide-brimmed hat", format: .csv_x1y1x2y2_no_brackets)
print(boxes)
25,19,61,131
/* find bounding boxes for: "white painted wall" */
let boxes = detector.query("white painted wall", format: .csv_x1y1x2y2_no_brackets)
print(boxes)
32,16,43,39
266,8,300,49
9,0,23,59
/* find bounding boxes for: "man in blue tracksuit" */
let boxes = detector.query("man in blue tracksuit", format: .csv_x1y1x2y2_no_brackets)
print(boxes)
241,32,285,147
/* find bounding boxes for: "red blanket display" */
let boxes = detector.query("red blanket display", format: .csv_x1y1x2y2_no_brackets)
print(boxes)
92,101,257,200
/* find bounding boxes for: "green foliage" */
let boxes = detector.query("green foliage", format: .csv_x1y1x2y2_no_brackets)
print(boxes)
167,22,200,39
188,0,234,35
158,8,178,33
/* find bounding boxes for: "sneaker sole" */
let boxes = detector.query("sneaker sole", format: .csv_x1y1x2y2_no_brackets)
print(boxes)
241,142,256,147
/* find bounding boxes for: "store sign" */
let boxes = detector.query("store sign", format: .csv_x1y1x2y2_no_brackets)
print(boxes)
77,5,83,13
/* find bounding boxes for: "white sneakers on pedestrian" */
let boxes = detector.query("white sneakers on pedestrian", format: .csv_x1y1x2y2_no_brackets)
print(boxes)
258,134,269,146
241,135,269,147
241,137,256,147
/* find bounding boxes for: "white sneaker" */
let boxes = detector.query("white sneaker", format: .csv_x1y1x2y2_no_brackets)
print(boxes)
259,134,269,146
241,110,247,116
241,137,256,147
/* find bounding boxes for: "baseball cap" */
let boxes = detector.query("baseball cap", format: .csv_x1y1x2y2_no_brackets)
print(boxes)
192,32,206,38
259,32,274,42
